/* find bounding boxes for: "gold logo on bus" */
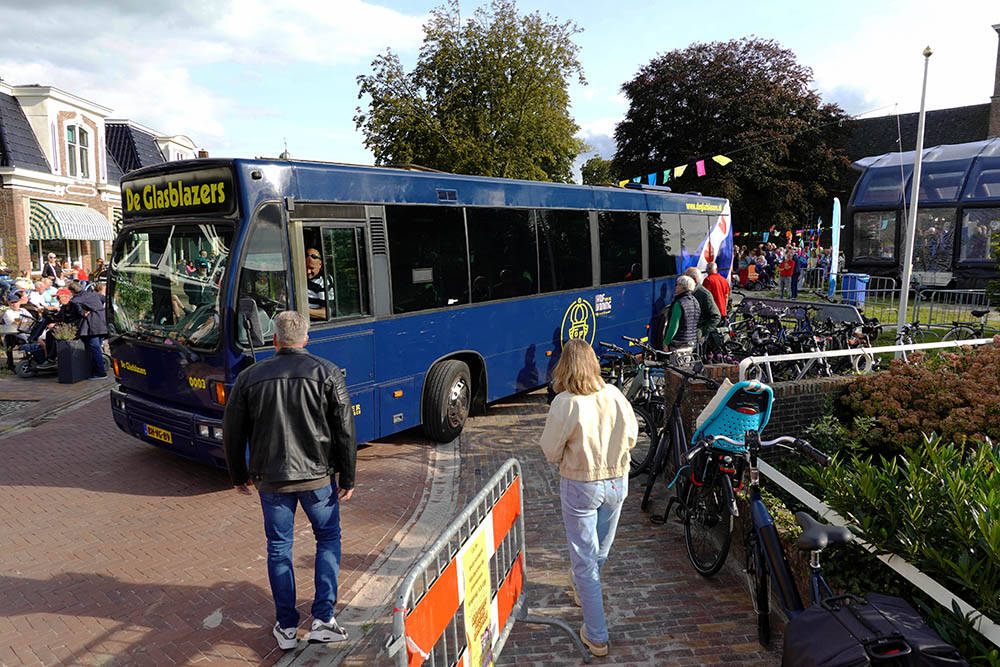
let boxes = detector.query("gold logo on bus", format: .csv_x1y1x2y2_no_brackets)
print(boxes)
560,297,596,347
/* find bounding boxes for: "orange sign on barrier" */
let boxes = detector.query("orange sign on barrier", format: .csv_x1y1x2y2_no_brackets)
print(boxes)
388,460,589,664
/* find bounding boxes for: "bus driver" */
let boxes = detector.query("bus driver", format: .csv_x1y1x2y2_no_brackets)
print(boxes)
306,247,334,319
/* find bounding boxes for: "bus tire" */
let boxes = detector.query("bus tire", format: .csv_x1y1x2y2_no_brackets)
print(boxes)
422,360,471,443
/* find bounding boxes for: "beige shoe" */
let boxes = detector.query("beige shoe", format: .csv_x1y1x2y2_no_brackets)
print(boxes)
579,626,609,657
568,567,581,607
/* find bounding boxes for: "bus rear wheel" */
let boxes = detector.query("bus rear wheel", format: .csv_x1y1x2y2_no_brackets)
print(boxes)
422,360,471,443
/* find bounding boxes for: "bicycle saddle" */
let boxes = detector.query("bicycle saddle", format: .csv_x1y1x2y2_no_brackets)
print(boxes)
691,380,773,449
795,512,853,552
971,309,989,318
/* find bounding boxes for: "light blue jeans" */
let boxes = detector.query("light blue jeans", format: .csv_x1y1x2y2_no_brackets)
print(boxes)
560,474,628,643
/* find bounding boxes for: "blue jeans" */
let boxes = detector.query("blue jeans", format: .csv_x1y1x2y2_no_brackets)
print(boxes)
560,474,627,643
259,481,342,629
81,336,105,376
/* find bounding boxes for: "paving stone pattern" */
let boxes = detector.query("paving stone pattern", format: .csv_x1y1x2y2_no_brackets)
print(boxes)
0,393,433,666
347,390,781,666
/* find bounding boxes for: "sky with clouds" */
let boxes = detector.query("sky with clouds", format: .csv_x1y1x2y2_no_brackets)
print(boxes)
1,0,996,178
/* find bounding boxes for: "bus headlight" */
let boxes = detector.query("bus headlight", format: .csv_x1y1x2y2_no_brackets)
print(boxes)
198,424,210,438
211,427,223,441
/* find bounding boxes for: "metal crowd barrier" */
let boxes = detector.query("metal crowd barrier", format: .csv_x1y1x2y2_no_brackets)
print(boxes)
911,289,996,329
386,458,590,666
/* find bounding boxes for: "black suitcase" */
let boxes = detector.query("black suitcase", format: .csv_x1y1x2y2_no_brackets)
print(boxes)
782,594,968,666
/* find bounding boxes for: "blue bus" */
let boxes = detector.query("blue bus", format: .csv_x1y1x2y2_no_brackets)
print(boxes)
108,158,733,467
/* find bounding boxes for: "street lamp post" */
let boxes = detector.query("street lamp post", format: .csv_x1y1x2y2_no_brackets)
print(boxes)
895,46,933,356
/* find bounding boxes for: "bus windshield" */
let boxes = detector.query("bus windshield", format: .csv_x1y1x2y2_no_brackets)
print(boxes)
110,223,233,351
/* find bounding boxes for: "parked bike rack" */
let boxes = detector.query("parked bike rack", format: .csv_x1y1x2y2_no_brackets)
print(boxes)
385,457,590,665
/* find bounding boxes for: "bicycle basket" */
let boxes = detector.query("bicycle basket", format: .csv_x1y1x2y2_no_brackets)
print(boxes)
691,380,773,448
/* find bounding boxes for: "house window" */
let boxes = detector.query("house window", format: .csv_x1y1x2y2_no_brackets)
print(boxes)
66,125,90,178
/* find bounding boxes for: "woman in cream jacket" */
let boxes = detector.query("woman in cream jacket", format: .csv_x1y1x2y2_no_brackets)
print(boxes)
539,339,638,656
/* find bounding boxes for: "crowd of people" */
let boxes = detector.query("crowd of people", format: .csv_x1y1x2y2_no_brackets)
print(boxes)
733,242,846,297
0,252,109,379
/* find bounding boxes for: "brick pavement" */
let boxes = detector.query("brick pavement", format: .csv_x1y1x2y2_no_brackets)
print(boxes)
0,387,439,666
345,390,781,666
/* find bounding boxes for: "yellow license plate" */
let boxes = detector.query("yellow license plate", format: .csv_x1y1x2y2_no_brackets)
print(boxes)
145,424,173,444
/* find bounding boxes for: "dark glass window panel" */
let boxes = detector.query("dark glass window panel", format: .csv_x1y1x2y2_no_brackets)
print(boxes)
960,208,1000,262
967,168,1000,199
857,166,912,206
467,207,536,302
322,227,369,317
386,205,468,313
852,211,898,261
680,214,710,262
537,209,591,292
598,211,641,285
912,209,955,273
237,203,289,345
649,212,681,277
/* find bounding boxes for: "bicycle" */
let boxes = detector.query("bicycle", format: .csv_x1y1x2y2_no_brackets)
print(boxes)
684,430,840,645
941,308,997,341
597,340,659,478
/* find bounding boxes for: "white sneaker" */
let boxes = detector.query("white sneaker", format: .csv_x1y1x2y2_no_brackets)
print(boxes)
273,622,298,650
310,616,349,643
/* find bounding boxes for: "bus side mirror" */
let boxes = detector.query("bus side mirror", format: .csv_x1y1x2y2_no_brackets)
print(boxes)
238,297,264,347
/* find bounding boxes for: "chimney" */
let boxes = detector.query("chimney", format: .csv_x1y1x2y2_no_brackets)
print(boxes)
197,149,209,158
991,24,1000,138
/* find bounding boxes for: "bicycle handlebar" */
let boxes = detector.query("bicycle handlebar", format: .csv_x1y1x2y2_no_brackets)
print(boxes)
686,434,831,466
598,340,627,354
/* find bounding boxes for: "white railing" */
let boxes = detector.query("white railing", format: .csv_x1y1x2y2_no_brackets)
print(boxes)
737,338,995,382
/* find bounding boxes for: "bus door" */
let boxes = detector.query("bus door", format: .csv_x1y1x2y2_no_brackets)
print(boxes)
292,211,377,441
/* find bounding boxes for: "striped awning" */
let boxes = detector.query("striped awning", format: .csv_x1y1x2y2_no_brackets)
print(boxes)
29,200,117,241
112,207,122,233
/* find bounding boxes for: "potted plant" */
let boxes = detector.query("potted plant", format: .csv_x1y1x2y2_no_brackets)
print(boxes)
52,323,89,384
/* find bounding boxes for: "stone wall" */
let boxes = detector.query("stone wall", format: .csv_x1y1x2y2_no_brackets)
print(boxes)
663,364,855,441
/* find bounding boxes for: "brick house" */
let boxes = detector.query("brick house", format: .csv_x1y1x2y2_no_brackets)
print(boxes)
0,81,197,275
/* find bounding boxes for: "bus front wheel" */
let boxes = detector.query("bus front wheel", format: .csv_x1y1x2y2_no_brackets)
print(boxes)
422,360,471,443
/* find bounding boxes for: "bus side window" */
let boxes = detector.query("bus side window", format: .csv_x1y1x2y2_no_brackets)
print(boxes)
321,226,369,318
236,203,288,347
598,211,642,285
386,205,468,314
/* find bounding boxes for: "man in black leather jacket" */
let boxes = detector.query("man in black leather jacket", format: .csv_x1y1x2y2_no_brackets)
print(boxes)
223,310,357,651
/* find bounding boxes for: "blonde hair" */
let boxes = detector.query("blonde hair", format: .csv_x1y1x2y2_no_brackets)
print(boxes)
551,339,604,396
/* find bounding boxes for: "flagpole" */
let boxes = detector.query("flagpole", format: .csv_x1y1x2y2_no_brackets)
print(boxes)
895,46,933,357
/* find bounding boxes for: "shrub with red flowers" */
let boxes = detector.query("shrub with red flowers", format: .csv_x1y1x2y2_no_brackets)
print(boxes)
840,340,1000,455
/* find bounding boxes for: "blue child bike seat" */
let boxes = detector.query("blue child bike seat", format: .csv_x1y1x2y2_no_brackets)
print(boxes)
690,380,774,451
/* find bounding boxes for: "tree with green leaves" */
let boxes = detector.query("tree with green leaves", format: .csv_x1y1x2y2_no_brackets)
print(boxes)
580,155,614,185
613,37,852,231
355,0,587,182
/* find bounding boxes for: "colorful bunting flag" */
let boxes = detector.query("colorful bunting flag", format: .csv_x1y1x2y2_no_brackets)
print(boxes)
696,160,706,177
647,173,656,185
712,155,732,166
674,164,687,178
662,169,671,182
618,180,629,187
763,232,770,242
632,176,640,183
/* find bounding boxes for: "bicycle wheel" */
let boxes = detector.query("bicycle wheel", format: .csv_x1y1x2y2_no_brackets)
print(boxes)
745,530,771,646
942,325,977,342
684,473,734,576
629,405,657,478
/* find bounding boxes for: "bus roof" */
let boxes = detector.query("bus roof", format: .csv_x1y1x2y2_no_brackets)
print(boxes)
122,157,730,216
